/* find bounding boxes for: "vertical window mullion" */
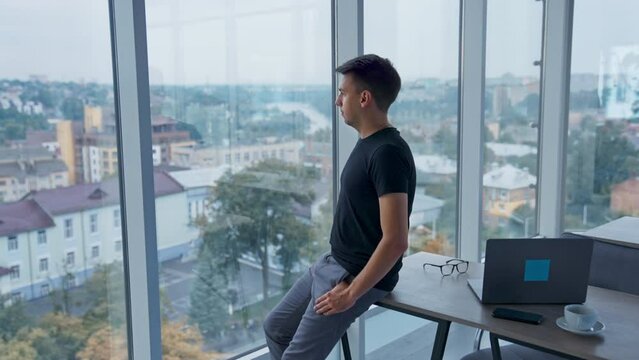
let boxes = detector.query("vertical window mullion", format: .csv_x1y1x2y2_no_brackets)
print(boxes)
334,0,363,358
334,0,362,191
537,0,573,237
109,0,162,359
458,0,487,261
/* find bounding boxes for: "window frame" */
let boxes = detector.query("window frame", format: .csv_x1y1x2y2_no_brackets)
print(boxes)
92,245,100,259
64,218,73,239
37,230,47,245
9,265,20,280
66,251,75,268
90,213,99,234
39,257,49,273
40,284,50,296
7,235,17,251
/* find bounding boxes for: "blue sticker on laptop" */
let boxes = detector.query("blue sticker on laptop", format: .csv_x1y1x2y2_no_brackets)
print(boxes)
524,259,550,282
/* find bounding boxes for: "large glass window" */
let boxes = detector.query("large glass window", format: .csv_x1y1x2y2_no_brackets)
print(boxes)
365,0,460,258
145,0,332,357
361,0,460,357
564,0,639,230
481,0,543,250
0,1,128,358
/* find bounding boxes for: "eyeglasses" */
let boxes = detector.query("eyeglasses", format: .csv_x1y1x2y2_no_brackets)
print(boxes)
422,258,469,276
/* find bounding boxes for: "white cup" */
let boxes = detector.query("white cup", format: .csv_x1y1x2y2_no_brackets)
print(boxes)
564,304,598,331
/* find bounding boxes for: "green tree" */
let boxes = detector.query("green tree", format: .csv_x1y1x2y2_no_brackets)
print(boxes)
28,313,88,360
593,121,639,194
518,93,540,119
81,264,127,333
176,120,202,141
499,105,528,125
307,196,333,267
0,337,37,360
433,126,457,159
77,326,127,360
206,160,314,307
0,295,32,341
48,269,77,315
61,97,84,121
162,321,216,360
189,215,247,339
566,119,596,205
79,322,218,360
508,153,537,175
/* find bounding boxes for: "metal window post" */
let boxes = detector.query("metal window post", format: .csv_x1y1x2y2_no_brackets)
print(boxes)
334,0,363,358
458,0,487,261
334,0,363,191
109,0,162,358
537,0,574,237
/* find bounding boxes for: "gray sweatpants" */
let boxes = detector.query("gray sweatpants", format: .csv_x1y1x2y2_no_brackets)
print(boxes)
263,253,388,360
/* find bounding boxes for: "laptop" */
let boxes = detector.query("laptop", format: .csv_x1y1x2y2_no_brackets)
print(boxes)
468,237,594,304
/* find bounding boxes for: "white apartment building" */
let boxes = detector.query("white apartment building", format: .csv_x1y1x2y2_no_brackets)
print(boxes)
0,171,196,301
168,165,240,224
79,144,120,184
170,140,304,169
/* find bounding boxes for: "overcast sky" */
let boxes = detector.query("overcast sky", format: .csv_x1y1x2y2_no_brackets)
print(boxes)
0,0,638,85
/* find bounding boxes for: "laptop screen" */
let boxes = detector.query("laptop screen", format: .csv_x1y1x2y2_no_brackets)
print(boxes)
479,238,593,304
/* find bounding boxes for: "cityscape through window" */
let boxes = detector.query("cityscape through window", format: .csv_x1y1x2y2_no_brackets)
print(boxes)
0,1,636,359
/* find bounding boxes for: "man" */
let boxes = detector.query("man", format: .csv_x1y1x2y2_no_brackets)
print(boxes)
263,54,416,360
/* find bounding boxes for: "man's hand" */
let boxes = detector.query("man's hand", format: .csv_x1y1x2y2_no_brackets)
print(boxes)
314,281,356,316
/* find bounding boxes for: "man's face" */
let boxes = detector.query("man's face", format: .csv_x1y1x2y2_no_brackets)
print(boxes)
335,74,362,127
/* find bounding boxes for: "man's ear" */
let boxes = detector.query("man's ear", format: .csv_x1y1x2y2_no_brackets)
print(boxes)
360,90,373,108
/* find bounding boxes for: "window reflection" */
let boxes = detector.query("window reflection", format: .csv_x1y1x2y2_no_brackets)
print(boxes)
565,0,639,230
365,0,460,257
0,1,128,358
146,0,332,356
481,0,543,250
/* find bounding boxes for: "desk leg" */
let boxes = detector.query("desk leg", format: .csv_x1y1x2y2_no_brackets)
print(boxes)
431,320,451,360
489,333,502,360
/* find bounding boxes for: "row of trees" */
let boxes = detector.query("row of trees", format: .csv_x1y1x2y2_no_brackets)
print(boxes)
0,80,114,144
0,264,219,360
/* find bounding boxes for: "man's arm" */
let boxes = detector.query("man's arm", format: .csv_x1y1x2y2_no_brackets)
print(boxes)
314,192,408,315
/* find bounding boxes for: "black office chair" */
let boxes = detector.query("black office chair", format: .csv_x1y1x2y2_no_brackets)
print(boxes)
461,233,639,360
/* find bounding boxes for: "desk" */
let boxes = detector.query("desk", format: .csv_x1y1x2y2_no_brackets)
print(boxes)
376,252,639,360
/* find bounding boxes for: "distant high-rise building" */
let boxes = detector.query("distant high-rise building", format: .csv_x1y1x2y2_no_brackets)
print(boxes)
57,108,193,183
56,120,76,184
492,85,511,117
83,105,103,133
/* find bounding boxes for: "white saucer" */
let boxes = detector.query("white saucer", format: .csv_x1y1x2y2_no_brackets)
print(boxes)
556,316,605,335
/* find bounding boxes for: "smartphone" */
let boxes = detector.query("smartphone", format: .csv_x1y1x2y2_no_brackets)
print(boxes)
492,307,544,325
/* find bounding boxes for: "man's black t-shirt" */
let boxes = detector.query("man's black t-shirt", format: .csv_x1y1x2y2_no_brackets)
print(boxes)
330,127,416,291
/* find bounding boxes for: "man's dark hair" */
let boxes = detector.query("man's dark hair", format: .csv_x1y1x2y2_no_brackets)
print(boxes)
336,54,401,113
